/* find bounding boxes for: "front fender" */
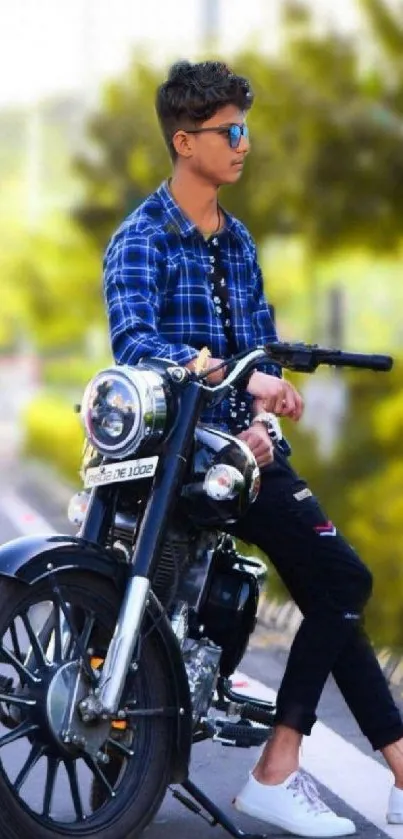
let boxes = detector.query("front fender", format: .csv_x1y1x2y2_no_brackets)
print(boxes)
0,533,193,781
0,533,123,586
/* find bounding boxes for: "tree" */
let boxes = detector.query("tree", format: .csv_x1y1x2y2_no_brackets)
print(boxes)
359,0,403,136
8,216,103,352
347,456,403,649
359,0,403,65
73,5,403,254
73,60,170,249
69,5,403,346
302,360,403,647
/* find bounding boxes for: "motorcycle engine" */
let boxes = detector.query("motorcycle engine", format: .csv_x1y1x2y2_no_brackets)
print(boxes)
103,501,208,611
181,637,222,724
74,493,266,721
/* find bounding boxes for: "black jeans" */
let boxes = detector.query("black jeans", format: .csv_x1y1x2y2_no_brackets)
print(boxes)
229,448,403,751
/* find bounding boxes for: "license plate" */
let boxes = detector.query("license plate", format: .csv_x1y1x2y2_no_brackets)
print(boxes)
84,456,158,489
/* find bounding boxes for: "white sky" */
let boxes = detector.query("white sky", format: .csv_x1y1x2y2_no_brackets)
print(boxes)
0,0,364,108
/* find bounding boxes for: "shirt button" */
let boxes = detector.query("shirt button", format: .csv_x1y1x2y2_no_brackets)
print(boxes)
220,278,226,286
225,318,231,326
209,256,215,263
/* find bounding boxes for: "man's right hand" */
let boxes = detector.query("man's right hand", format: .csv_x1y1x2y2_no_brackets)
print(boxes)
246,371,304,420
186,356,226,385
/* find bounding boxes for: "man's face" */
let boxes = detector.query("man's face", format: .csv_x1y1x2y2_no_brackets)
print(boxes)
174,104,250,186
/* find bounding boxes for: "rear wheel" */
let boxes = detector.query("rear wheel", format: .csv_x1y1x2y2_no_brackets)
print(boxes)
0,573,173,839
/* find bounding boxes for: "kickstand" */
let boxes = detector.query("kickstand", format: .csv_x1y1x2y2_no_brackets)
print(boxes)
173,777,267,839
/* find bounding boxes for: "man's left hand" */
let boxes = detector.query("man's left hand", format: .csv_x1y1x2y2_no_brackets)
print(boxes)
237,423,274,468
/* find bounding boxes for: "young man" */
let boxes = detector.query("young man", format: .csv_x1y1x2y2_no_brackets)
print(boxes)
104,60,403,836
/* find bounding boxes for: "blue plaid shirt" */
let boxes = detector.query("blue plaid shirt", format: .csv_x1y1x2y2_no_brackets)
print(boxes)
104,180,280,430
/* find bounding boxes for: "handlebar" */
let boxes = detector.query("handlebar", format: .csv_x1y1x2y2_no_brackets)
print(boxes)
198,342,393,397
201,348,267,395
263,342,394,373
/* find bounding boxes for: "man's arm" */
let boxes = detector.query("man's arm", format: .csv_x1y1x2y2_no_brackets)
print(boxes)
104,228,227,384
104,228,200,368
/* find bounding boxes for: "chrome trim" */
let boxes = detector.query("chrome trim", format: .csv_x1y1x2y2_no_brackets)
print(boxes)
96,576,150,714
81,366,167,459
114,511,138,532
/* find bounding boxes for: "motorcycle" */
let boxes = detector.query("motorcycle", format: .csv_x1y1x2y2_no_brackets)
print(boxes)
0,341,393,839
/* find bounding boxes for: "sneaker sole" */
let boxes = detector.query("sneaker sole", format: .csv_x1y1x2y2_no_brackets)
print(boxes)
234,798,356,838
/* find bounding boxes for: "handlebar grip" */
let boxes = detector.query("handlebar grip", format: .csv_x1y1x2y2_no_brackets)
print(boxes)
325,352,393,372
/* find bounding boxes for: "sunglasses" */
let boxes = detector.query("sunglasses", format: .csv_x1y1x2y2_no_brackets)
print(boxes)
182,122,249,149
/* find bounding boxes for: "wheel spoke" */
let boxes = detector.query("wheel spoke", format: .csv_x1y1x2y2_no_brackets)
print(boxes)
84,754,115,799
124,707,176,718
43,757,59,817
65,760,84,820
0,720,39,748
0,692,36,708
0,646,39,685
62,607,77,661
50,590,97,685
52,603,63,662
66,611,95,662
14,742,46,792
107,736,134,758
21,614,48,668
79,612,96,652
10,621,22,661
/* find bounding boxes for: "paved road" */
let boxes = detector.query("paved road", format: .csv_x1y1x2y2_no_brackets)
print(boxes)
0,458,400,838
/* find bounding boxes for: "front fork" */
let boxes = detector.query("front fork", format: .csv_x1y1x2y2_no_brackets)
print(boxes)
80,378,204,716
95,576,150,713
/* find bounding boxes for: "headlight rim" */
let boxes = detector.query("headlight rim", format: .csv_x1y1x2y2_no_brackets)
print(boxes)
80,365,167,459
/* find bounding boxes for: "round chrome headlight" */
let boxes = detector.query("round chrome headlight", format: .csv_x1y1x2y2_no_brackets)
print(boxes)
81,366,167,458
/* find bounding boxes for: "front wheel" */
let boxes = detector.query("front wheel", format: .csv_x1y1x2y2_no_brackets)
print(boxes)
0,572,173,839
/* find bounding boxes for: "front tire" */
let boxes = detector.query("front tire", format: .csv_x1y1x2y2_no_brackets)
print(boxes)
0,573,173,839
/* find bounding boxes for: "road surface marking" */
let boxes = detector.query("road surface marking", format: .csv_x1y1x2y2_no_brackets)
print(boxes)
235,672,398,837
0,491,56,537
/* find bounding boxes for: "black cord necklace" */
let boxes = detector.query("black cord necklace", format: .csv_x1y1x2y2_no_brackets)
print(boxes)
204,206,221,237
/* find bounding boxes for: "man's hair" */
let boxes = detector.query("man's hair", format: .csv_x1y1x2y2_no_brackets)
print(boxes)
155,60,254,161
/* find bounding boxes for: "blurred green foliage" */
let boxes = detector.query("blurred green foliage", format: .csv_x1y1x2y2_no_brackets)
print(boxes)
42,355,111,389
73,61,170,249
72,8,403,257
23,393,84,484
3,0,403,645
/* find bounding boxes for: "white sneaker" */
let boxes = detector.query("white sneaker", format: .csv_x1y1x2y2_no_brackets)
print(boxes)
234,771,356,837
387,785,403,823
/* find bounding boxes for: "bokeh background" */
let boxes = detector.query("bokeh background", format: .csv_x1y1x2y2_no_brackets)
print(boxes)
1,0,403,646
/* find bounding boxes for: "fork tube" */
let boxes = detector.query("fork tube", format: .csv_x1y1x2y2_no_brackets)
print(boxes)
80,484,115,544
97,380,203,714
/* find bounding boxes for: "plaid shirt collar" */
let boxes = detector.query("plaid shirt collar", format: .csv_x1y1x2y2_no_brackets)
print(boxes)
156,180,245,244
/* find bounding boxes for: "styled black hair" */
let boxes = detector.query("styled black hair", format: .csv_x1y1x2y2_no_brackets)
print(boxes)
155,60,254,160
